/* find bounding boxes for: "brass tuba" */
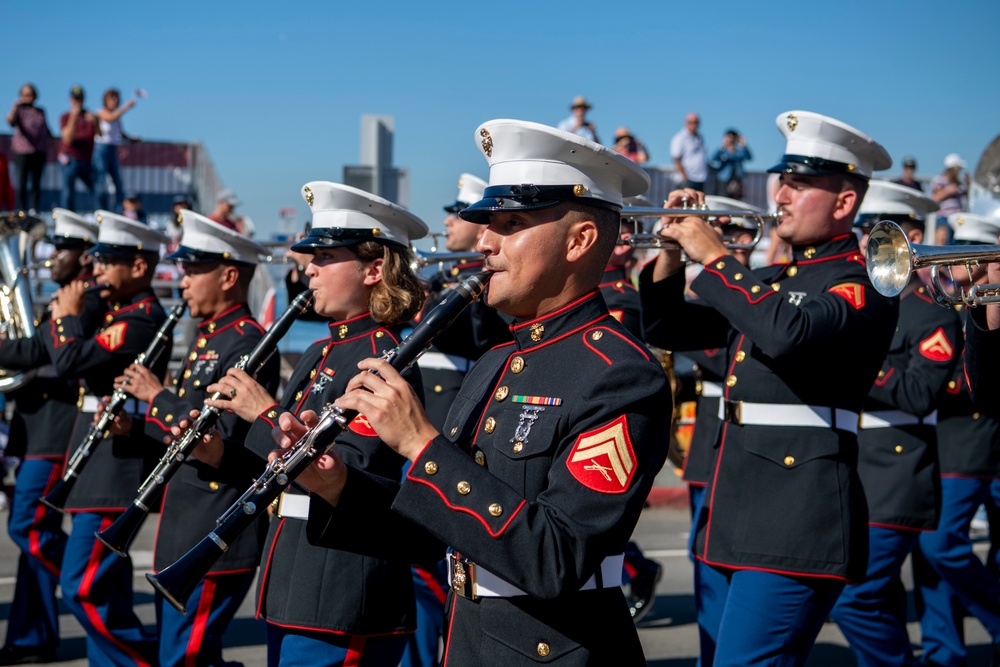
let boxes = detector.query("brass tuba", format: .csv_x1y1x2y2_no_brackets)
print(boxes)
0,211,46,392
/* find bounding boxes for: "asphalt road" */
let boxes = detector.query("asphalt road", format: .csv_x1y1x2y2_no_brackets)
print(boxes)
0,504,995,666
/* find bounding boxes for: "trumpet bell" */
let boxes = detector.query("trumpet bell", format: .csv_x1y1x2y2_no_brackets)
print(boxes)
866,221,913,298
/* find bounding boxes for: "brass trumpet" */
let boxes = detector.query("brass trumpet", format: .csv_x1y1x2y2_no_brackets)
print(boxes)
618,206,779,251
866,220,1000,307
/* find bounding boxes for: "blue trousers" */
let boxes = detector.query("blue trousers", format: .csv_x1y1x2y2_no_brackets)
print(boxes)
93,144,124,213
701,568,845,667
830,526,921,666
401,561,448,667
914,476,1000,666
689,484,729,667
157,570,256,667
266,624,408,667
59,157,94,211
60,511,156,667
4,458,66,650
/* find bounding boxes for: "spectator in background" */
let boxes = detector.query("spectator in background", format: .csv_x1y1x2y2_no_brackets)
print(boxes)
6,83,51,213
892,156,923,192
122,193,147,224
670,112,708,191
208,189,245,234
932,153,970,245
58,86,98,211
94,88,139,213
710,128,752,199
613,126,649,163
557,96,600,143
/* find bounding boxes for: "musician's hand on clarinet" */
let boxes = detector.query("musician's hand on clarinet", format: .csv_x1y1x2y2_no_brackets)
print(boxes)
205,368,276,423
272,410,348,505
335,358,439,462
96,396,133,435
114,363,163,402
167,409,225,468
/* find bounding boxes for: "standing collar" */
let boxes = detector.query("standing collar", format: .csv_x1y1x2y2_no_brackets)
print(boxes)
327,312,381,343
198,303,252,335
789,234,861,264
509,291,608,350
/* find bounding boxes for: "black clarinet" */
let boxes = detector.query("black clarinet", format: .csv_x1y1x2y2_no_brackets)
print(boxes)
96,291,314,557
148,271,491,613
41,302,187,513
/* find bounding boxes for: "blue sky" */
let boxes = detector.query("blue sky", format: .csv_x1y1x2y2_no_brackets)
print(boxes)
6,0,998,238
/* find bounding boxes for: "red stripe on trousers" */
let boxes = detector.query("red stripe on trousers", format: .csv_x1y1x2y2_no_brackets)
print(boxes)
80,516,152,667
185,576,217,667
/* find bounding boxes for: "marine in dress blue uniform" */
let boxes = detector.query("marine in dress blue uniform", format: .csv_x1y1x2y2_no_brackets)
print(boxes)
293,120,672,665
922,212,1000,667
42,212,170,667
828,181,960,667
205,182,428,667
114,211,282,667
640,111,899,666
0,210,101,665
405,173,509,667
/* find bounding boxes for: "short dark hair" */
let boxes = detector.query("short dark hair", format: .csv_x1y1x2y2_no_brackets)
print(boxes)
562,203,621,281
839,173,870,218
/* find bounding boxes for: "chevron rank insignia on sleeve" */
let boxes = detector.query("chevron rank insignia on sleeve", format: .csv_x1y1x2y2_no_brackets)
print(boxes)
566,415,636,494
96,322,128,352
828,282,865,310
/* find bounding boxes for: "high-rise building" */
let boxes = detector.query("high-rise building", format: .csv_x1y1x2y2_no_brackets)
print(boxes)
343,114,409,207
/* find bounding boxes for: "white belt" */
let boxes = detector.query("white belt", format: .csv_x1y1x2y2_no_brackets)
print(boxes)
276,492,310,520
699,381,724,398
718,400,859,435
447,552,623,599
418,352,475,373
860,410,938,429
81,395,149,415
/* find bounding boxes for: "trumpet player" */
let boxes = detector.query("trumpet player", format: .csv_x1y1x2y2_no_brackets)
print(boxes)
640,111,899,666
0,209,101,665
279,120,672,665
923,212,1000,666
827,180,959,667
201,182,427,666
43,212,171,667
107,211,280,667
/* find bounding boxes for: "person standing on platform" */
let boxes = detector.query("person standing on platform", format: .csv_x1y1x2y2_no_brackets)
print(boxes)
829,180,959,667
58,86,98,212
0,209,101,665
284,119,672,665
670,112,708,192
43,212,170,667
640,111,898,666
6,83,52,213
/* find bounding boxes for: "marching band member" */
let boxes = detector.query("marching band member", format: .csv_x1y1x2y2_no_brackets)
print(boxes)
203,182,427,667
640,111,899,665
285,120,672,664
44,212,171,667
828,180,959,667
109,211,281,667
0,209,100,665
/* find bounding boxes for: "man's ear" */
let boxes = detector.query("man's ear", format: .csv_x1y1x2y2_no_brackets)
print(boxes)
566,218,598,264
831,188,859,223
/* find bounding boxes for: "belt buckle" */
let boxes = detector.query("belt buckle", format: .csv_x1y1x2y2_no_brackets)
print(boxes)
449,553,478,600
723,400,743,424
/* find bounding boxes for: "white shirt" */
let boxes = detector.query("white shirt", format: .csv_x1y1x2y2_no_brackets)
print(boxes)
670,129,708,182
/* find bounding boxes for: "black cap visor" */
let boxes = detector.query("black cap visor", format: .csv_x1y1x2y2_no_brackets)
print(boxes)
768,154,865,178
46,235,94,250
89,242,144,259
290,227,405,253
459,185,620,224
165,245,253,264
854,213,921,230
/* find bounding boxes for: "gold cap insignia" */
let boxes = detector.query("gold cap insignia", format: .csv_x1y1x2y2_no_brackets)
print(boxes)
572,184,585,197
96,214,103,224
786,114,798,132
480,129,493,157
372,228,381,236
458,177,464,188
303,186,314,206
847,163,856,172
176,212,183,225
